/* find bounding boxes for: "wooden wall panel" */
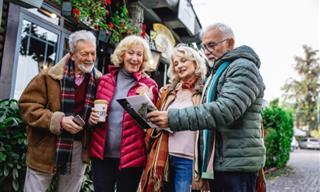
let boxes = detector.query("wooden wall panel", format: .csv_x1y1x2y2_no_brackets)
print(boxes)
0,2,20,99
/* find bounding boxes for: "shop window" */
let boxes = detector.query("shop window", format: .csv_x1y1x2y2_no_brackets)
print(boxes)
14,19,58,99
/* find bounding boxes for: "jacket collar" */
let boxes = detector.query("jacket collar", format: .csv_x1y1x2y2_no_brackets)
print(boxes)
48,53,102,80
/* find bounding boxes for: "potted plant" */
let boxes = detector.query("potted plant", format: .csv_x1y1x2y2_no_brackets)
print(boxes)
56,0,140,45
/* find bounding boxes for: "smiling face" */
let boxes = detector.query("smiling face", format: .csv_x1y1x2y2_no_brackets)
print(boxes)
71,40,96,74
172,52,197,82
123,44,144,73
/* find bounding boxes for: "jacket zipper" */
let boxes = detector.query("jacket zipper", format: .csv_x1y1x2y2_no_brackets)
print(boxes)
101,77,116,159
119,81,140,170
217,132,224,164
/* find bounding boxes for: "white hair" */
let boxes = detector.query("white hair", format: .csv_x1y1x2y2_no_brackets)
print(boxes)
168,45,207,83
200,23,235,40
68,30,96,53
111,35,152,72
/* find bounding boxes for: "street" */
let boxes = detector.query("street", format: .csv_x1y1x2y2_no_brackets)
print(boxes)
267,149,320,192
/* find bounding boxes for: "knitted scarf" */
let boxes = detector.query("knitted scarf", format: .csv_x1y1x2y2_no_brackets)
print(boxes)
200,61,230,179
56,60,97,174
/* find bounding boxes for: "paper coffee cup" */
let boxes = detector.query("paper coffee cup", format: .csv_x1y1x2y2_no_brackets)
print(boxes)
94,99,108,122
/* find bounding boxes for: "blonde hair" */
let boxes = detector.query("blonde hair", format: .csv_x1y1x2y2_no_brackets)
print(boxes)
111,35,152,72
168,45,207,83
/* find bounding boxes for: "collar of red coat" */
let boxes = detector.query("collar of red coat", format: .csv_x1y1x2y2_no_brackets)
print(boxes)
108,65,144,81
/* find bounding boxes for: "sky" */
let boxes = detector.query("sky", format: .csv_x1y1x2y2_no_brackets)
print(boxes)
192,0,319,102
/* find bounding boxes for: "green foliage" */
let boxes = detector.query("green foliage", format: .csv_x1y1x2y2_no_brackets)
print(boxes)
55,0,139,45
0,99,94,192
80,166,94,192
107,5,140,45
0,99,26,192
262,104,294,169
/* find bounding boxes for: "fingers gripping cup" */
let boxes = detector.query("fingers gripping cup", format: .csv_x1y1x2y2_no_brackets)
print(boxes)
94,100,108,122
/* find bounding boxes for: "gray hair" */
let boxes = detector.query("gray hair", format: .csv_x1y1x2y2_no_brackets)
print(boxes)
111,35,152,72
68,30,96,53
168,45,207,84
200,23,235,40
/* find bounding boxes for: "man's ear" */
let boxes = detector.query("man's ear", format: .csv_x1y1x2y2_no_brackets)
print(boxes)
69,52,75,61
227,38,235,50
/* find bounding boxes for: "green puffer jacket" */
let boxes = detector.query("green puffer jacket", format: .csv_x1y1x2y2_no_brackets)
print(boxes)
168,45,266,172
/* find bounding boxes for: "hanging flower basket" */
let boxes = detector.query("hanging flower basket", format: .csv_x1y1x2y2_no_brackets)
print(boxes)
98,30,110,43
56,0,140,45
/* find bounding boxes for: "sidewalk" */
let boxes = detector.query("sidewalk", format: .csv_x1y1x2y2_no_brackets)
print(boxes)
266,149,320,192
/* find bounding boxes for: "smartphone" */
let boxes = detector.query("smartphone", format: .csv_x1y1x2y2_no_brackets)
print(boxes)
72,115,85,127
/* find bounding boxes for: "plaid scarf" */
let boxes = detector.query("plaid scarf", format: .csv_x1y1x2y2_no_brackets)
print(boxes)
139,129,169,192
56,60,97,174
138,87,171,192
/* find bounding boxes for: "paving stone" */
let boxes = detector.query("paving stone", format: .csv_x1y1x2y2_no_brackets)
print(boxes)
266,149,320,192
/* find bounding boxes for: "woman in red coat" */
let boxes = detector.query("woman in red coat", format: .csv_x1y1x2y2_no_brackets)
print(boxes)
89,35,158,192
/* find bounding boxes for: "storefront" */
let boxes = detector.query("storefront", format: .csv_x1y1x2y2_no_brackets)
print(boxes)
0,0,202,99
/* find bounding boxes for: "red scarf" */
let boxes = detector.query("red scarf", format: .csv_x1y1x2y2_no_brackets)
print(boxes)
181,77,199,90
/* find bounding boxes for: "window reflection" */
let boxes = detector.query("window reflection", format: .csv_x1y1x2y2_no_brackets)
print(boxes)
14,19,58,99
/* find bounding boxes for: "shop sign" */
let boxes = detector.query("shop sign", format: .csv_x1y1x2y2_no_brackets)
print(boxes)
177,0,195,35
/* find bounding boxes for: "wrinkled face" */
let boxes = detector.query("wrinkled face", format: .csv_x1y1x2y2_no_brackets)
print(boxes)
202,28,232,64
71,40,96,74
172,52,197,82
123,44,144,73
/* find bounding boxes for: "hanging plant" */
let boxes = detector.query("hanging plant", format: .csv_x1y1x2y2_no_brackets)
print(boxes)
107,4,140,44
55,0,140,45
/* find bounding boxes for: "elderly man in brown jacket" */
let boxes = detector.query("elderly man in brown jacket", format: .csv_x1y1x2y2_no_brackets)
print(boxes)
19,30,101,192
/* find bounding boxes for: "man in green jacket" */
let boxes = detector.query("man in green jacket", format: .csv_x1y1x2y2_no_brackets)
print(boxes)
147,23,266,192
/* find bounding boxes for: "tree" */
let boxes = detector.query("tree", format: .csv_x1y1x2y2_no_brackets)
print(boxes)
282,45,320,136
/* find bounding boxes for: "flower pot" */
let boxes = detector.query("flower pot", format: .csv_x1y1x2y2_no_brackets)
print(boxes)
9,0,43,8
98,31,110,43
61,2,72,18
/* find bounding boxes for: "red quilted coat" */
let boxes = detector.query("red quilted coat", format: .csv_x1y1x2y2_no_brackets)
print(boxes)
90,66,158,169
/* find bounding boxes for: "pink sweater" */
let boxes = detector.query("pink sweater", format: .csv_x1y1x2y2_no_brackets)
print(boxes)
168,86,196,160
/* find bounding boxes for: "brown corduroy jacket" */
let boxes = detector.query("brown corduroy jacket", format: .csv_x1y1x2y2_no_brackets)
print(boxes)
18,54,101,174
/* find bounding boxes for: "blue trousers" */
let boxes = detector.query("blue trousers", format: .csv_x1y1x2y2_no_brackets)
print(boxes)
165,155,193,192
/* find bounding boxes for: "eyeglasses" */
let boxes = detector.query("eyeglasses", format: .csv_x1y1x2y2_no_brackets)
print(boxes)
201,39,227,52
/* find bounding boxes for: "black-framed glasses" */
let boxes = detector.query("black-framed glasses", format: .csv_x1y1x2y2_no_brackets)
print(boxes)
201,39,227,52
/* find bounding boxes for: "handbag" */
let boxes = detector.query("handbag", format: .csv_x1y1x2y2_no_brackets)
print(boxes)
256,168,266,192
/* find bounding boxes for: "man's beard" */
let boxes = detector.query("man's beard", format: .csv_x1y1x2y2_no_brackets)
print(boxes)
78,63,94,73
207,59,215,68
